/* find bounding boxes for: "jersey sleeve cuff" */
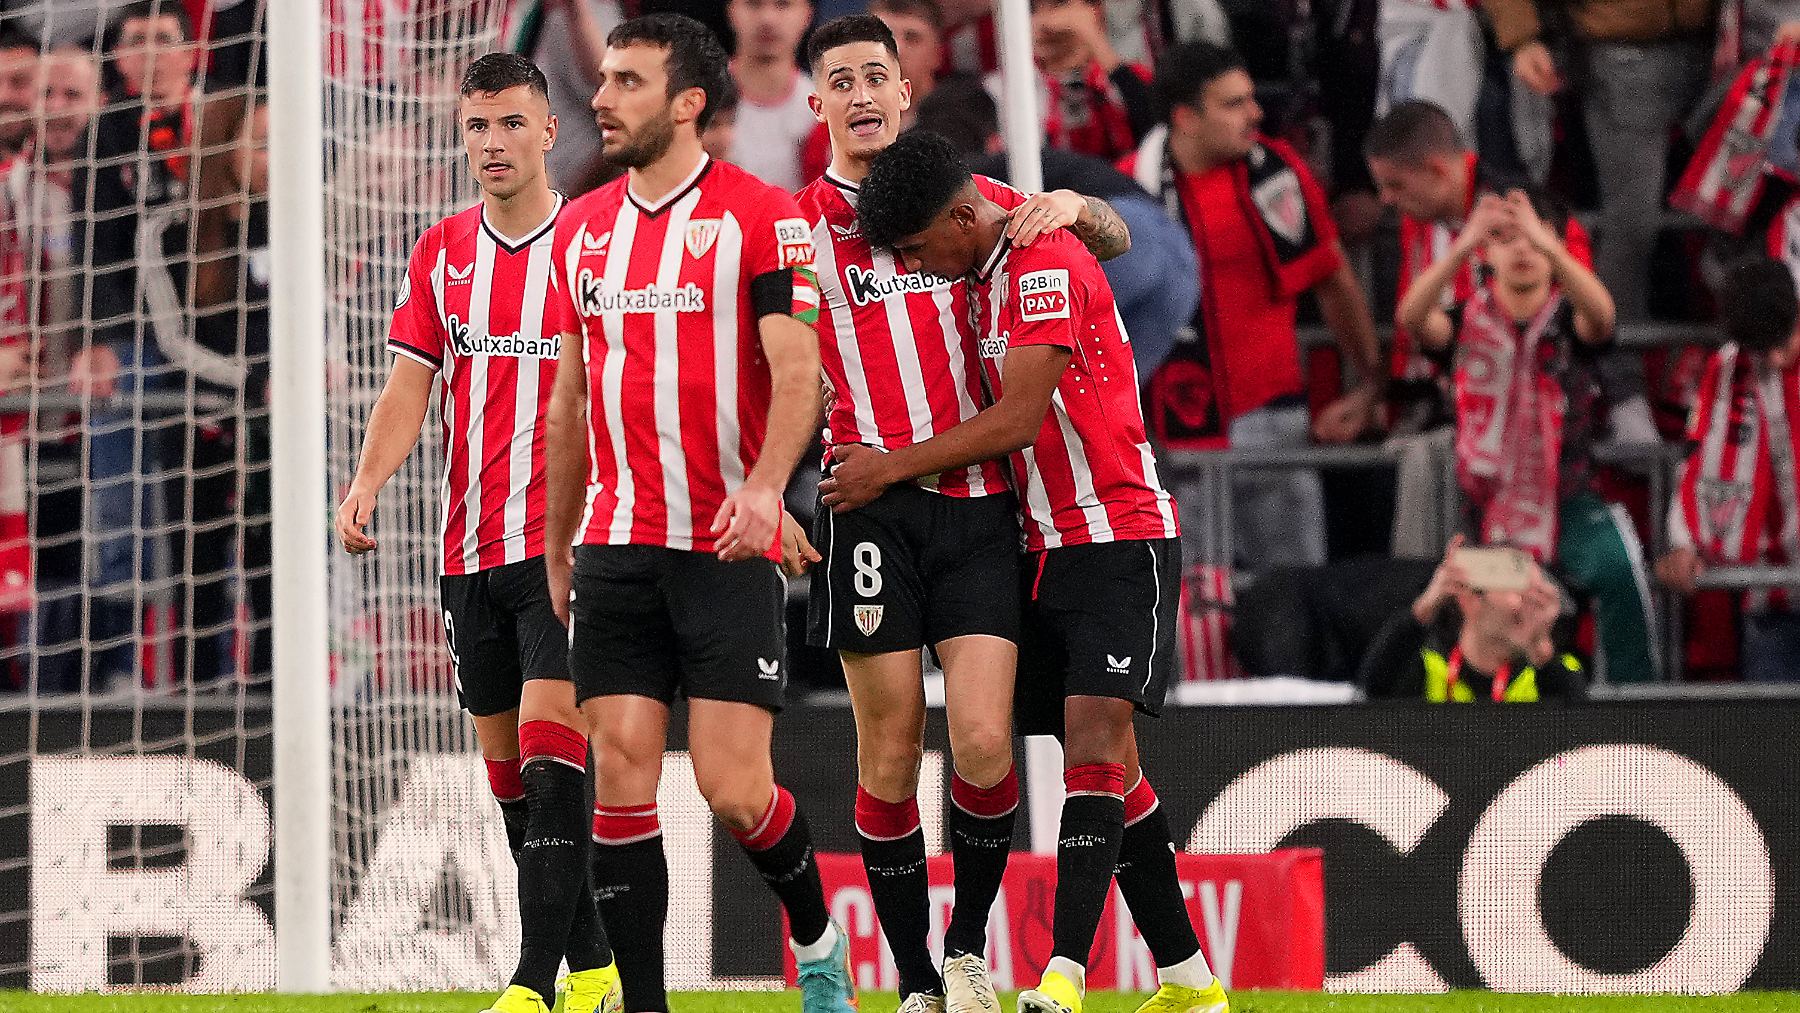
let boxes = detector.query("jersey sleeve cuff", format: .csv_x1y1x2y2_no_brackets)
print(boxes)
386,340,442,371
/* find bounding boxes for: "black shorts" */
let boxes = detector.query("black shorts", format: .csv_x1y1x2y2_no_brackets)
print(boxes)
1014,537,1181,738
806,482,1022,653
438,556,570,718
568,544,788,711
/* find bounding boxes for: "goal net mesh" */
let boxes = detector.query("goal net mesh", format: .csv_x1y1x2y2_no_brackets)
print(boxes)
0,0,276,992
321,0,516,992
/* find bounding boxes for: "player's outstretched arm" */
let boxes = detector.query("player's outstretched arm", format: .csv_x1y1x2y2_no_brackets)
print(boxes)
820,344,1070,512
336,357,434,554
715,313,822,562
543,329,590,623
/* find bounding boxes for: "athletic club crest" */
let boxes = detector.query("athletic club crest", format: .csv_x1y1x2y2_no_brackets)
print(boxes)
1252,168,1308,247
1699,479,1752,542
685,218,722,259
854,604,884,636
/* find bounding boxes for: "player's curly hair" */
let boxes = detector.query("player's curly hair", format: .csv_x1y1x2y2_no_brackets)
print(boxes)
856,130,972,250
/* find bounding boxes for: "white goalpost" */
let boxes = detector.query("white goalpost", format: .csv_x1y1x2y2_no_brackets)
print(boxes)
267,0,330,994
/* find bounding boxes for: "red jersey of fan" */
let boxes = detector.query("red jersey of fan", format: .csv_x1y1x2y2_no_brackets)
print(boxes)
798,171,1026,497
387,196,565,576
1120,142,1342,424
970,228,1180,551
555,155,821,557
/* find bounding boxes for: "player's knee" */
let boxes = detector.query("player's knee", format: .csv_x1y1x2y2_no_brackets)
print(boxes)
857,737,922,799
949,724,1013,786
702,778,773,834
518,684,584,733
1061,697,1134,768
591,730,658,785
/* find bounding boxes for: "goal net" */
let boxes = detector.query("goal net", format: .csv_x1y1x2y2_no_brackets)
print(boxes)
320,0,516,992
0,0,521,993
0,0,278,992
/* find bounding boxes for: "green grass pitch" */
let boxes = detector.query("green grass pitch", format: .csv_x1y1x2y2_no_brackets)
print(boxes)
4,993,1799,1012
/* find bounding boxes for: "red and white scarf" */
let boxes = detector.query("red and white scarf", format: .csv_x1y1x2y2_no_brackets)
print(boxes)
1672,38,1799,235
1453,288,1566,561
1042,61,1140,161
1674,344,1800,612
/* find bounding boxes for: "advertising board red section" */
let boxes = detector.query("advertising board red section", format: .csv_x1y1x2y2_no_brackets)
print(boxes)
786,850,1324,993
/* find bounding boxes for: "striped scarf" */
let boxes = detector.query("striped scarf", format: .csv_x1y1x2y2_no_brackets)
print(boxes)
1672,38,1798,235
1042,61,1139,161
1676,344,1800,612
1453,287,1566,561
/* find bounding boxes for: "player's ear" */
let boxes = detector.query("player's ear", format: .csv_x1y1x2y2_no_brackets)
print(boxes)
543,113,557,152
808,90,824,123
674,86,707,128
898,78,912,113
949,202,977,233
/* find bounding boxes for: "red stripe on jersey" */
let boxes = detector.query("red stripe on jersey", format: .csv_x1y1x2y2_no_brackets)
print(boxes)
798,173,1026,497
971,229,1179,551
556,156,804,558
387,197,565,575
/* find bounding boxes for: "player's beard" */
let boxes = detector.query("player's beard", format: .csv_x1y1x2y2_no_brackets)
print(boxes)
605,106,677,170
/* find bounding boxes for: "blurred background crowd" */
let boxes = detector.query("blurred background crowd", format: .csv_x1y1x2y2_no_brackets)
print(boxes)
2,0,1798,699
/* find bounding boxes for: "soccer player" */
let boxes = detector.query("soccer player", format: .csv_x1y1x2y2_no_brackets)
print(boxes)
333,55,621,1013
542,15,854,1013
798,16,1135,1013
825,130,1230,1013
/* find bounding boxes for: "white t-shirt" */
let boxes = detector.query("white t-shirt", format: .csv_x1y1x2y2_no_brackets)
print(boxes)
728,67,816,193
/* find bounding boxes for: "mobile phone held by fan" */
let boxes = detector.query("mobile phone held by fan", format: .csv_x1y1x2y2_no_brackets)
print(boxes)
1453,546,1531,591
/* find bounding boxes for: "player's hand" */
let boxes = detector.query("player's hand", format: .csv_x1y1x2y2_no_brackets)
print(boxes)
1512,41,1561,96
547,546,575,627
1656,547,1704,595
1006,189,1084,248
336,486,379,554
712,480,783,562
69,344,121,399
1312,386,1378,443
818,444,894,513
779,509,822,578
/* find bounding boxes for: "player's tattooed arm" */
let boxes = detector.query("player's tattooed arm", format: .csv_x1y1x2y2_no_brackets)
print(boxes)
1071,194,1131,261
1005,190,1132,261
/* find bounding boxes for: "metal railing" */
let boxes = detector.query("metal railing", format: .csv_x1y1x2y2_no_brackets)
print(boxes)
1163,431,1792,685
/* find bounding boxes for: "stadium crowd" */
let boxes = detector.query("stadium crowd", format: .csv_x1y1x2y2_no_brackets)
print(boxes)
2,0,1799,694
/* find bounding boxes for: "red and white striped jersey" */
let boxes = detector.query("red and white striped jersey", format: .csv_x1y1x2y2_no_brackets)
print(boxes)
970,227,1179,552
798,172,1026,497
555,155,821,557
387,195,564,576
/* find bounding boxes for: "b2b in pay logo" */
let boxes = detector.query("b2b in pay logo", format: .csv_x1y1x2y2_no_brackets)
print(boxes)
1018,269,1069,322
775,218,816,269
